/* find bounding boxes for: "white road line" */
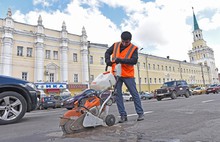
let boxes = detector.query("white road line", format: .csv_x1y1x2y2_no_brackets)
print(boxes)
202,100,214,103
118,111,154,117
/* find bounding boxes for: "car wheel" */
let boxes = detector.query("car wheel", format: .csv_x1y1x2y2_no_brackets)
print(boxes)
171,91,177,99
156,97,162,101
39,105,43,110
184,90,190,98
0,91,27,125
142,97,146,100
129,97,133,101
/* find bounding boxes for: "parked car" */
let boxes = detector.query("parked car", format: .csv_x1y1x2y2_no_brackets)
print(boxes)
139,92,154,100
192,87,206,95
0,75,38,125
53,94,71,108
63,89,96,110
63,89,115,110
38,96,56,110
155,80,190,101
123,92,133,101
206,84,220,94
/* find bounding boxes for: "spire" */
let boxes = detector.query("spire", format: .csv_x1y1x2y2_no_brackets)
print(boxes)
192,7,200,30
38,15,42,26
62,21,66,31
7,8,12,18
82,26,86,36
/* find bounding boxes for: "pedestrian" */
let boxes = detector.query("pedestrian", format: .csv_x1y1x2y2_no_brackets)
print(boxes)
105,31,144,123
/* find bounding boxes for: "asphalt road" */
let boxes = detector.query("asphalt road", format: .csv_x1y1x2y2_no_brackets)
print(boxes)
1,93,220,142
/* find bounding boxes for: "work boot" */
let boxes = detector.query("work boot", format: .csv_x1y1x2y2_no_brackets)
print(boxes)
137,114,144,121
118,116,128,123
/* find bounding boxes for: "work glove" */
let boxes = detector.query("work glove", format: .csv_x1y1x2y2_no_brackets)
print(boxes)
115,58,122,64
106,60,112,66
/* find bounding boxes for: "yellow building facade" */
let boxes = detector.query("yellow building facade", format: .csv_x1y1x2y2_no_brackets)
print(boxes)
0,9,218,96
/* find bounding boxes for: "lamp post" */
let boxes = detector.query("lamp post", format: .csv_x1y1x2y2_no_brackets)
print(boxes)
87,41,91,88
137,48,143,93
145,54,150,92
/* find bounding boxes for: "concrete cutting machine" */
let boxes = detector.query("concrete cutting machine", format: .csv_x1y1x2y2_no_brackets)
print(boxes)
60,69,117,134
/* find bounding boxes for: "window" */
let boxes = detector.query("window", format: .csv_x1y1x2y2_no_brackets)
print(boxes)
73,53,77,62
100,57,104,65
17,46,23,56
53,51,58,60
150,78,152,84
165,66,168,71
74,74,78,82
49,73,54,82
161,65,163,70
22,72,27,80
159,78,161,83
27,47,32,57
45,50,51,59
157,65,159,70
90,75,94,82
148,64,151,70
90,55,93,64
154,78,156,84
153,64,155,70
143,63,146,68
144,78,147,83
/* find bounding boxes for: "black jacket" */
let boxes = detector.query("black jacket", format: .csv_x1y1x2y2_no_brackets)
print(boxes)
105,43,138,65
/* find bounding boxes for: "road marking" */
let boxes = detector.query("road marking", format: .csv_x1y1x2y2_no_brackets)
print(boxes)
118,111,153,117
202,100,214,103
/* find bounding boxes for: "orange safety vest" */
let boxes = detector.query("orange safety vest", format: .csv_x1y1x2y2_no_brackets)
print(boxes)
112,42,138,78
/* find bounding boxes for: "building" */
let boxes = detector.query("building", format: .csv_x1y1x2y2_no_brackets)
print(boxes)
0,9,218,96
188,8,219,84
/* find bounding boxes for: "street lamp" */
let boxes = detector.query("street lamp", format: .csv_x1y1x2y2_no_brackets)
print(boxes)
87,41,91,88
137,48,143,93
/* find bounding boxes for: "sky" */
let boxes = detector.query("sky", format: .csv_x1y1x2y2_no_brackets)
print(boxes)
0,0,220,69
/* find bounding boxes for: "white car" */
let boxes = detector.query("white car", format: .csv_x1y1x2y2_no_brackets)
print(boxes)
123,93,133,101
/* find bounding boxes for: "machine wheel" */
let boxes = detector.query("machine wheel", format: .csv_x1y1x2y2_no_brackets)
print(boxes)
105,114,115,126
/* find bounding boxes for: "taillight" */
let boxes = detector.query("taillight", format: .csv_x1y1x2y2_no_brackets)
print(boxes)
41,98,44,103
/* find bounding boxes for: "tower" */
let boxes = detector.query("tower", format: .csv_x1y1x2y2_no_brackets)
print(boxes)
188,7,219,84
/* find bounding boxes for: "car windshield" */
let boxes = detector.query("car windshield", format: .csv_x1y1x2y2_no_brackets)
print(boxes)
209,84,217,87
162,81,175,87
194,87,201,90
61,95,71,100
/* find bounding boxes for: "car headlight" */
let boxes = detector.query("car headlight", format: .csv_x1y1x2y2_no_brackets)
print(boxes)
26,83,37,91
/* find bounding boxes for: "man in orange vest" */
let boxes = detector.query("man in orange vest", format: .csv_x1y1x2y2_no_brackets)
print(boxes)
105,31,144,123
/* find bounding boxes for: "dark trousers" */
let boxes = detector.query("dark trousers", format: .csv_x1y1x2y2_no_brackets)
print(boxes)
115,77,144,116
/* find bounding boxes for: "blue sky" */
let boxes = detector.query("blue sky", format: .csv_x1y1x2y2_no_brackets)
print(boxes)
0,0,220,69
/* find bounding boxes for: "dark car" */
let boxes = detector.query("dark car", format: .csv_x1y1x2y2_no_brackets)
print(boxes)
155,80,190,101
63,89,115,110
38,96,56,110
0,75,38,125
206,84,220,94
53,94,71,108
63,89,96,110
139,92,154,100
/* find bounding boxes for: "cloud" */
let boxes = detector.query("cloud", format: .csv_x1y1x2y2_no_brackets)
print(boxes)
11,0,220,69
33,0,50,7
